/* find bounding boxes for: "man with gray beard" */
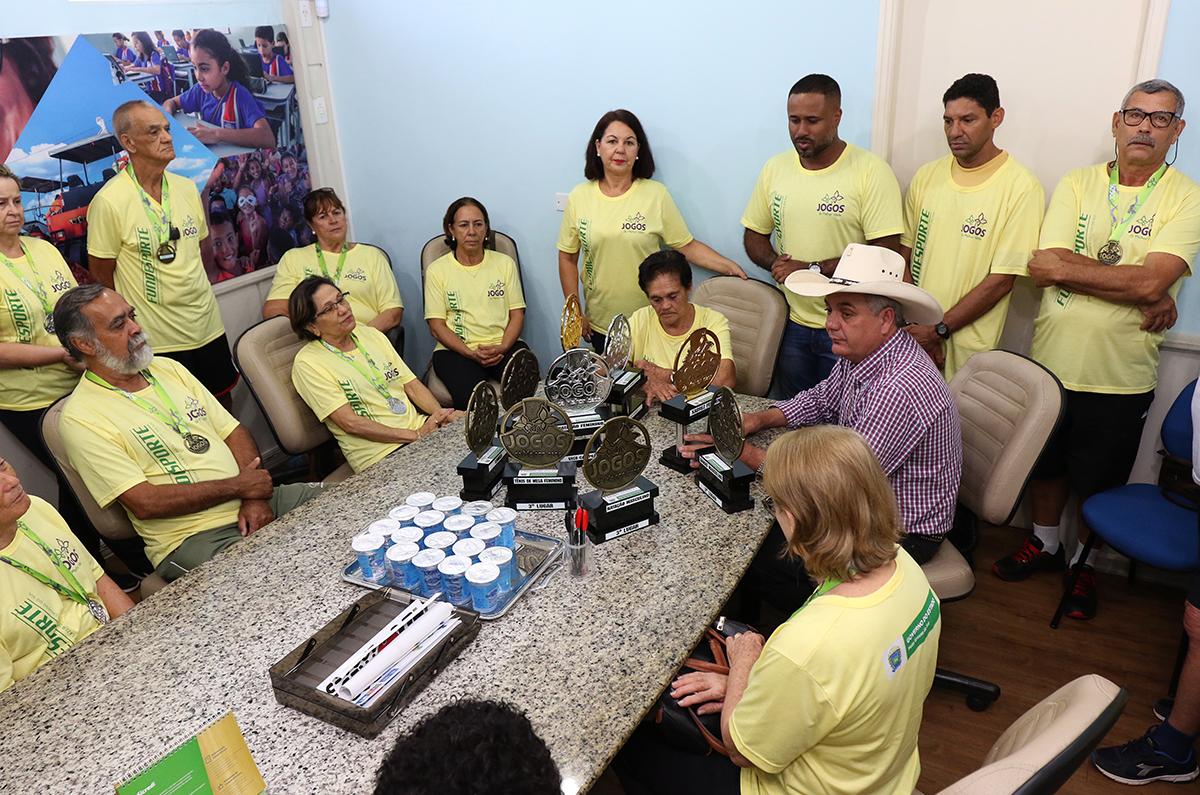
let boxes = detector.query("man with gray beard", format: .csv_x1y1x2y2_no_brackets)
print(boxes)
54,284,321,583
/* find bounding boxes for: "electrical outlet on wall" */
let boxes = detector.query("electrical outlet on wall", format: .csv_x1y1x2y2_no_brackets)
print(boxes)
555,193,568,212
299,0,314,27
312,96,329,124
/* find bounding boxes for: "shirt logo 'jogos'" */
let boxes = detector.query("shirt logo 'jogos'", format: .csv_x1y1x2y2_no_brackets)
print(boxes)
487,279,506,299
816,191,846,216
132,425,193,483
620,212,647,233
4,289,32,343
1130,215,1155,238
961,212,988,239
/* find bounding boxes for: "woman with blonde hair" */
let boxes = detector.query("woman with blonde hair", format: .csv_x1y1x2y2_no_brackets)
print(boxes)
616,425,942,795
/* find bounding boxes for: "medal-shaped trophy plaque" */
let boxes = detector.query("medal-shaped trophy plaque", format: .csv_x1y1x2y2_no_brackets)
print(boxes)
498,347,540,433
560,294,584,351
499,397,578,511
456,382,508,500
544,348,613,463
602,313,647,419
658,327,721,474
693,386,755,513
579,417,659,543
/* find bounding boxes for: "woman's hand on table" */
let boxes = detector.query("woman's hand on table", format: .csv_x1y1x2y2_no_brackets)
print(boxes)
432,408,463,427
726,632,765,670
671,671,728,715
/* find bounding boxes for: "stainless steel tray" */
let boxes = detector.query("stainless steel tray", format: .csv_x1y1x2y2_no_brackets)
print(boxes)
342,529,562,619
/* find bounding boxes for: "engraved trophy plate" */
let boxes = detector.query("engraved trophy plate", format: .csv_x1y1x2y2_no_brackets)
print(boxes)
545,349,613,416
671,328,721,398
499,348,540,410
696,386,754,514
709,387,745,464
560,294,584,351
464,382,500,457
499,398,575,468
582,417,652,493
603,313,633,373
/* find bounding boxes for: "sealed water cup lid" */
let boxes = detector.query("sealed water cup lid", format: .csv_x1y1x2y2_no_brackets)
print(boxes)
452,537,486,559
413,510,445,529
438,554,472,576
443,514,476,534
479,546,513,566
462,500,494,517
352,534,385,553
432,495,463,513
470,522,501,542
367,518,401,536
386,542,420,563
391,526,424,546
466,561,500,585
406,491,437,508
424,531,457,550
486,507,517,525
388,505,421,523
412,548,445,568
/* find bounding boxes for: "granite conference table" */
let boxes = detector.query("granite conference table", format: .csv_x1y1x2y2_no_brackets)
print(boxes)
0,399,777,793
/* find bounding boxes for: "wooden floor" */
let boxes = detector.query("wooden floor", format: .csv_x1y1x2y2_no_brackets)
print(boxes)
918,525,1190,793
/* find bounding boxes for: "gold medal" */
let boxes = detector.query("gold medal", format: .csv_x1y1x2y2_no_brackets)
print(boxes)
672,328,722,398
1097,240,1123,266
499,348,540,410
708,387,745,464
499,398,574,468
582,417,651,493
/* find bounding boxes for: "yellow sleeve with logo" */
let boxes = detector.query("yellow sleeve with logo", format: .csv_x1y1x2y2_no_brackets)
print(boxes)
265,247,307,302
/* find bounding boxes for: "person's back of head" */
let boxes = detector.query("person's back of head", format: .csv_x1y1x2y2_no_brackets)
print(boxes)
374,700,560,795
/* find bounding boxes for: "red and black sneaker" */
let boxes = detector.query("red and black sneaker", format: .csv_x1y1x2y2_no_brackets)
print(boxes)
1063,566,1099,621
992,536,1066,582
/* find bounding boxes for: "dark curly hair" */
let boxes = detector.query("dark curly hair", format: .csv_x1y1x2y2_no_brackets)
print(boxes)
374,700,560,795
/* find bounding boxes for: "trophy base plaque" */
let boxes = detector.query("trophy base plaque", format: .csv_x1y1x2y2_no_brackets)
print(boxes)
580,475,660,543
694,449,755,514
456,442,508,501
561,405,612,464
503,461,578,511
606,369,647,418
658,387,717,475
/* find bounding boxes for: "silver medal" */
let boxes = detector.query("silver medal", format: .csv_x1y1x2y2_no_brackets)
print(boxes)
43,315,55,334
387,397,407,415
87,598,109,625
1097,240,1122,266
183,433,210,454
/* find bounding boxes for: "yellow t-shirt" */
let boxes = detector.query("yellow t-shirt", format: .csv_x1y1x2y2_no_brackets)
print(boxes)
902,153,1045,380
86,168,223,352
730,549,941,795
742,144,904,328
627,303,733,370
0,237,79,410
59,357,242,567
291,326,423,473
424,249,526,350
1031,164,1200,393
557,179,694,333
0,496,104,692
266,243,403,324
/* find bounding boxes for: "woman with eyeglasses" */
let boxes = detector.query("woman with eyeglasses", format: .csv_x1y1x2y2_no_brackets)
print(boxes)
616,425,941,795
263,188,403,339
289,277,459,473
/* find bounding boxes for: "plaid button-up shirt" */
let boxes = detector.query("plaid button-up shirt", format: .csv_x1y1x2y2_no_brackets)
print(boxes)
774,331,962,539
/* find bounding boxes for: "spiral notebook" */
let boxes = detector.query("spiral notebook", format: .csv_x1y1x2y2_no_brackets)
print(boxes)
114,711,266,795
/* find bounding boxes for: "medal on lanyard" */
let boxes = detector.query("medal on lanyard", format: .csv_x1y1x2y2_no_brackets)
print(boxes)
1098,161,1168,265
85,369,211,453
320,333,407,414
126,165,179,263
0,521,109,624
0,242,56,333
315,242,349,283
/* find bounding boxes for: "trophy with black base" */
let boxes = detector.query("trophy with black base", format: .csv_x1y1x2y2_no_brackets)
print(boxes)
498,347,539,434
499,398,577,511
693,386,755,513
545,349,613,464
579,417,659,543
602,313,647,419
456,382,508,501
658,328,722,474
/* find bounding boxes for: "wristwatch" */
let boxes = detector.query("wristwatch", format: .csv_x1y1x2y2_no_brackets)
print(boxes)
934,322,951,340
808,262,823,273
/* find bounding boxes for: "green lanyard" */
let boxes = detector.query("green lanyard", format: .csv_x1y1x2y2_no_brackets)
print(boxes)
315,242,348,283
125,165,172,246
1,521,97,609
85,369,192,440
0,241,53,324
790,576,844,619
320,333,394,403
1106,161,1168,243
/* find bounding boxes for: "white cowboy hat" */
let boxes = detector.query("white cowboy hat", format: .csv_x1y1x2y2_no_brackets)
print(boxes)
783,243,944,326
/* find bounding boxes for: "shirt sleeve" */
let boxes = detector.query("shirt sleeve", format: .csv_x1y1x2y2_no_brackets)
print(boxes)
505,256,526,311
860,158,905,240
1039,174,1081,250
989,176,1045,277
234,82,267,129
59,412,146,509
1148,182,1200,271
177,83,203,115
292,354,347,422
773,366,841,427
556,192,581,254
658,187,694,249
266,251,301,301
741,164,774,234
367,248,403,312
900,171,924,249
85,192,122,259
423,261,447,320
729,646,840,773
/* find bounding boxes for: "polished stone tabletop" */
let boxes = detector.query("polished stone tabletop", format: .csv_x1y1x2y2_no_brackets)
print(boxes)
0,398,777,793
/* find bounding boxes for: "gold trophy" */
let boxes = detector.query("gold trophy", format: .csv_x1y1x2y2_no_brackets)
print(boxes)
579,417,659,542
499,348,540,412
560,294,584,351
498,397,577,511
693,386,755,513
659,327,722,474
456,382,507,500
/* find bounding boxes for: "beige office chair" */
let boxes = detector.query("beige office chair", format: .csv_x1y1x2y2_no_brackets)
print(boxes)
691,276,788,397
927,350,1065,710
233,316,353,484
40,399,168,599
418,230,522,407
919,674,1127,794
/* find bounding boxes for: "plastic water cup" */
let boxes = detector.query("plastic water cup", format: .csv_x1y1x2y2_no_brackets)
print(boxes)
432,495,463,516
390,526,424,547
470,521,502,548
485,507,517,549
442,514,476,540
413,510,445,535
406,491,436,510
466,562,502,613
367,519,401,545
388,505,421,526
452,537,486,560
479,545,516,592
410,548,446,597
423,531,457,555
352,534,387,582
462,500,493,519
385,542,420,588
437,555,472,606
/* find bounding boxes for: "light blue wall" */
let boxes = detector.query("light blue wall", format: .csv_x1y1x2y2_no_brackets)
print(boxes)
1159,0,1200,335
323,1,882,369
4,0,280,37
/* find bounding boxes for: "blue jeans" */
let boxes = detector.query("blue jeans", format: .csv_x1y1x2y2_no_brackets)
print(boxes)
770,320,836,398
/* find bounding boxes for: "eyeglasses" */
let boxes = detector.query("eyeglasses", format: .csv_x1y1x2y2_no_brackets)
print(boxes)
1119,107,1179,128
316,291,349,317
